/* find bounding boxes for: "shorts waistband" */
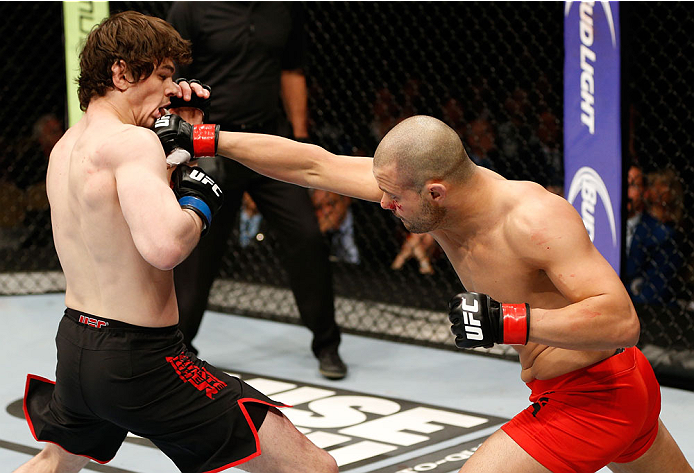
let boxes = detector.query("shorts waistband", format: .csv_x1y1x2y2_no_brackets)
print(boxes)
527,347,635,395
64,308,177,333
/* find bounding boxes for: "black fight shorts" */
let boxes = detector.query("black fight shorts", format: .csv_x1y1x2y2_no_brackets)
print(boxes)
23,309,285,473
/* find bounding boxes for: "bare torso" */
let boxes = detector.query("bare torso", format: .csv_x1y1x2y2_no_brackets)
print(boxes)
47,113,178,327
432,169,614,382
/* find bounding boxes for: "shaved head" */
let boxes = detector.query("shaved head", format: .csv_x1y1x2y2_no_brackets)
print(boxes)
374,115,475,192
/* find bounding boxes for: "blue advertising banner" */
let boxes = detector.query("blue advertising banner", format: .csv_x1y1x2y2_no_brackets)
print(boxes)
564,1,621,272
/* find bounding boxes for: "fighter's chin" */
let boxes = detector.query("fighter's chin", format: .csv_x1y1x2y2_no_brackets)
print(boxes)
401,220,420,233
404,225,428,234
402,219,437,234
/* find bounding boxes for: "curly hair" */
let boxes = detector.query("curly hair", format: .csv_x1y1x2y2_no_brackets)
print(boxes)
77,11,191,110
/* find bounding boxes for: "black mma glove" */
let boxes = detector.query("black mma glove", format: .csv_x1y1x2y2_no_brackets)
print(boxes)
168,78,212,121
171,165,223,236
448,292,530,349
154,114,220,166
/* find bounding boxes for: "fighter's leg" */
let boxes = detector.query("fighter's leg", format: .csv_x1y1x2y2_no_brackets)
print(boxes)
459,429,552,473
12,443,90,473
607,419,693,473
238,407,338,473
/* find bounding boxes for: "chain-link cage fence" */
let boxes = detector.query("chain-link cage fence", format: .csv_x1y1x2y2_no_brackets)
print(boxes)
1,2,692,385
621,3,694,388
0,2,65,293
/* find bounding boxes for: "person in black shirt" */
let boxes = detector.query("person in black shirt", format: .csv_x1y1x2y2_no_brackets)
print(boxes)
167,2,347,379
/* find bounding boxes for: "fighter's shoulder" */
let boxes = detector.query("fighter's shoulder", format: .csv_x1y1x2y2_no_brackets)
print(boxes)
103,125,163,163
506,180,574,218
50,125,79,158
505,182,587,248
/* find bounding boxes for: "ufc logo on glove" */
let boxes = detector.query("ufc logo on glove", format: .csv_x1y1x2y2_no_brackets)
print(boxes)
460,298,483,341
448,292,529,348
188,168,222,197
155,116,171,128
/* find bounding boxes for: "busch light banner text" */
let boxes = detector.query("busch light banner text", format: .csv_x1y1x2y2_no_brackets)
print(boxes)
564,1,622,271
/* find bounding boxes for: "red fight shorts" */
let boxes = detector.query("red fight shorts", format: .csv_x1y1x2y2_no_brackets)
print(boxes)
501,347,660,473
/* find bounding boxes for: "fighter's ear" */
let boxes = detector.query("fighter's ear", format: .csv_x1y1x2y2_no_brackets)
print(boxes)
111,60,131,91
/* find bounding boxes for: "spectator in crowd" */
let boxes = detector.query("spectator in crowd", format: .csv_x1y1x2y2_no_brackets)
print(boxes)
626,165,646,252
33,114,64,162
371,79,426,145
0,170,24,251
535,109,563,194
646,168,684,227
391,232,437,274
238,192,264,248
464,116,497,170
167,2,346,380
399,77,425,118
370,87,399,142
20,114,63,251
467,76,492,120
625,166,684,305
311,189,360,264
0,114,63,254
496,87,545,181
496,88,531,164
440,96,467,138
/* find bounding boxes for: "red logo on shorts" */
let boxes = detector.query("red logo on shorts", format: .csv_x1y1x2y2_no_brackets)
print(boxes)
78,315,109,328
166,352,227,399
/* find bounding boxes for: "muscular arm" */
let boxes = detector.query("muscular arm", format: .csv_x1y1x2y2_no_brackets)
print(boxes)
114,128,202,270
515,192,640,350
216,132,382,202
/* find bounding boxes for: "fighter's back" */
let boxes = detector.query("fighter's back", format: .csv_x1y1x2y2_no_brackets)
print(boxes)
47,113,179,326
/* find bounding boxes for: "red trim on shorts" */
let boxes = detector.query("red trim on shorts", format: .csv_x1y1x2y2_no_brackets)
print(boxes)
501,303,528,344
201,398,291,473
23,374,52,442
23,374,111,465
192,124,217,157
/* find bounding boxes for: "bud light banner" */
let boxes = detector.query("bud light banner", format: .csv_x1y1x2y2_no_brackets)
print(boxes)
564,1,621,272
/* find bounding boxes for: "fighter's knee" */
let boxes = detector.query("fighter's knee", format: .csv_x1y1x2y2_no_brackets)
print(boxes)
16,444,89,473
319,450,339,473
305,441,338,473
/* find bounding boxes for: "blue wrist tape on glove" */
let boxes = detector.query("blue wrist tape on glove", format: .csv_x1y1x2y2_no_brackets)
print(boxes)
178,196,212,227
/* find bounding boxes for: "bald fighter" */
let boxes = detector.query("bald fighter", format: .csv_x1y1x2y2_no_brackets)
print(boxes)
157,114,693,472
13,11,337,473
